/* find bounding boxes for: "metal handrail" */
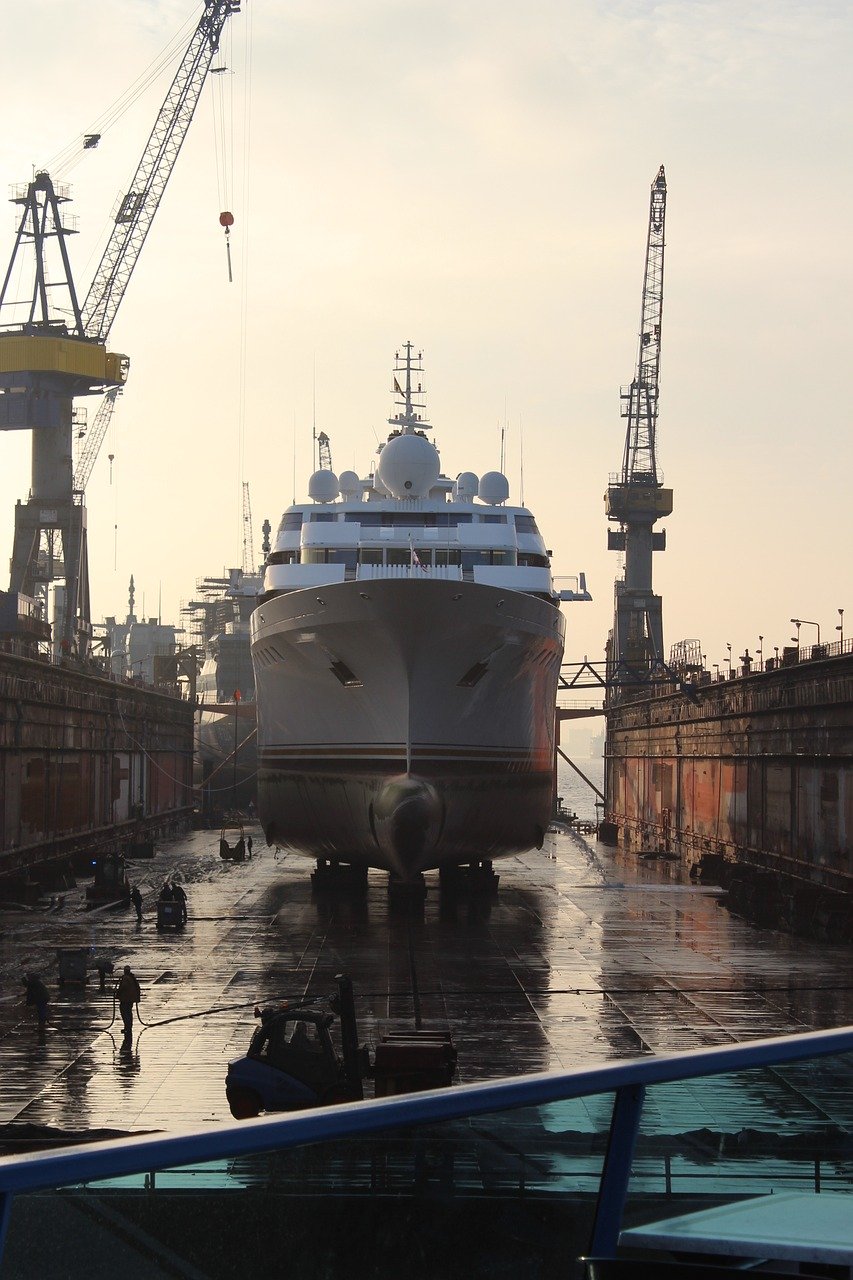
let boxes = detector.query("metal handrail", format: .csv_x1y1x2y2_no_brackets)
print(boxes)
0,1024,851,1198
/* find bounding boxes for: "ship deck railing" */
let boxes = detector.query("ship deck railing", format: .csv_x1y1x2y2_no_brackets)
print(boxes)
1,1025,851,1276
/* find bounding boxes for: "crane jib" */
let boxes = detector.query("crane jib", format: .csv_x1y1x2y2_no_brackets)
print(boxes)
81,0,241,345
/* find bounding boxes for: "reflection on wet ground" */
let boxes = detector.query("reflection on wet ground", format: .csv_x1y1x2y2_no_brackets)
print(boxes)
1,825,851,1134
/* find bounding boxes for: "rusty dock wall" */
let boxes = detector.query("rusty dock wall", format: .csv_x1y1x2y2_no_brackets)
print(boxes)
604,649,852,936
0,648,194,882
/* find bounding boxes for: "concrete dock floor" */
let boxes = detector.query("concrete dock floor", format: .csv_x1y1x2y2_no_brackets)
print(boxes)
1,825,852,1136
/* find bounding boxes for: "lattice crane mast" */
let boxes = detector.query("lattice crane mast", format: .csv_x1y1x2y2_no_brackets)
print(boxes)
316,431,333,471
74,386,122,492
605,166,673,682
83,0,241,344
241,481,255,575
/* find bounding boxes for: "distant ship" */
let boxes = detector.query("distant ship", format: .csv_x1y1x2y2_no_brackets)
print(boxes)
252,345,582,878
185,568,262,810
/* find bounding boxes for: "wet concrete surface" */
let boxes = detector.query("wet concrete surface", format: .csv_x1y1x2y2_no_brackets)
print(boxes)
1,825,852,1136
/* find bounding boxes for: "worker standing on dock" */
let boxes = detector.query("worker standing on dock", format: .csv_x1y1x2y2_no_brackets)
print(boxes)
23,973,49,1038
116,966,141,1039
172,881,187,924
130,885,143,924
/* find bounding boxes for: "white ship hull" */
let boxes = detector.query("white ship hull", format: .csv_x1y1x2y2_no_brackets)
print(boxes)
251,577,565,876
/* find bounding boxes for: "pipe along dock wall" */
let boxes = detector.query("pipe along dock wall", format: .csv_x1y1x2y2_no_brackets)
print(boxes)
0,649,194,886
604,652,852,939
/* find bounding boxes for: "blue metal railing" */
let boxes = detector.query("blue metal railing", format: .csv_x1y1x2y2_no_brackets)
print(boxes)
1,1024,851,1269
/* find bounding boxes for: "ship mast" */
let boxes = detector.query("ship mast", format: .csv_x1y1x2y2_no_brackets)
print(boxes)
389,342,430,434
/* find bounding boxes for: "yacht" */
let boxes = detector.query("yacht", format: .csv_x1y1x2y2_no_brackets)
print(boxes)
251,345,588,878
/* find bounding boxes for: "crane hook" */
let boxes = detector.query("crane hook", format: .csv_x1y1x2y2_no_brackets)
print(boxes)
219,211,234,283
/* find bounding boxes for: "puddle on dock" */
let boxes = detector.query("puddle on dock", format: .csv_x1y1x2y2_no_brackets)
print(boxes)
1,825,851,1137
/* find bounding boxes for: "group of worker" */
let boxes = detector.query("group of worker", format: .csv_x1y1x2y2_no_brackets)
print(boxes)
158,880,188,923
129,879,188,923
23,964,143,1040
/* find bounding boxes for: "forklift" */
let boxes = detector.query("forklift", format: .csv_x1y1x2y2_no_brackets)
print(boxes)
225,974,456,1119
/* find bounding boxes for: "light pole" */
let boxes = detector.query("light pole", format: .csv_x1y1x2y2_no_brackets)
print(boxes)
790,620,801,650
837,608,844,647
791,617,820,647
232,689,241,812
725,643,732,677
758,635,763,667
774,646,779,665
713,663,720,680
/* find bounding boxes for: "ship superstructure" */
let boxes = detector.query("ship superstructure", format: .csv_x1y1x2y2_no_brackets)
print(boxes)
252,345,579,878
184,566,262,807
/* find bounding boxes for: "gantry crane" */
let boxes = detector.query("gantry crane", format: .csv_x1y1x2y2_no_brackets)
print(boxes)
605,166,673,683
0,0,241,655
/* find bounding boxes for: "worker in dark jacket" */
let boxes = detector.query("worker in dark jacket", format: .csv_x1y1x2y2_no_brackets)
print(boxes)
116,965,142,1038
130,885,143,923
23,973,49,1036
172,881,187,923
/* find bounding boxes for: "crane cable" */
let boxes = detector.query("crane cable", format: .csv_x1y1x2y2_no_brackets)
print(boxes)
45,7,199,179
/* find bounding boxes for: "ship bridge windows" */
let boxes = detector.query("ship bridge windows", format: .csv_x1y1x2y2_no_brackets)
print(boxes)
344,512,473,528
518,552,549,568
481,513,507,524
301,548,357,568
309,511,337,522
515,514,539,535
355,547,463,567
268,550,299,566
280,512,303,533
461,550,517,569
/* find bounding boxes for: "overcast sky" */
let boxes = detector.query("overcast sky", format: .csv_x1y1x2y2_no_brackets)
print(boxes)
0,0,850,669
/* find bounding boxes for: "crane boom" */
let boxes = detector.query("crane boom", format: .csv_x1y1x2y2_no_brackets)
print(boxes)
82,0,241,344
74,386,121,491
620,165,666,486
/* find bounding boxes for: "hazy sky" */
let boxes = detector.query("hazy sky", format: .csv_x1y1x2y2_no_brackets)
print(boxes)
1,0,850,670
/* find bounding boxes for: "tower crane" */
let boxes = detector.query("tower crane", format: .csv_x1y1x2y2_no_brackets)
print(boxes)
605,166,673,683
316,431,333,471
0,0,241,655
241,482,255,575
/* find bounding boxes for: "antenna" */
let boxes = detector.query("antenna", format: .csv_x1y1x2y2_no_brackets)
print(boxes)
519,418,525,506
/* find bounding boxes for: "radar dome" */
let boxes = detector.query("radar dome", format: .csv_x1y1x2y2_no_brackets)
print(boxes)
455,471,479,501
377,433,440,499
308,469,340,503
339,470,361,499
478,471,509,505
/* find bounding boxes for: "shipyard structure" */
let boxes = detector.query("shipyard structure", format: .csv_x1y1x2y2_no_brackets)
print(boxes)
601,166,851,939
0,5,240,893
603,646,852,938
0,624,193,894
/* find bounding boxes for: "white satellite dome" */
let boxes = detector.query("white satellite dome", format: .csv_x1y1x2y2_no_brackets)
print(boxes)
455,471,479,501
478,471,509,505
377,433,440,499
339,470,361,499
308,469,340,503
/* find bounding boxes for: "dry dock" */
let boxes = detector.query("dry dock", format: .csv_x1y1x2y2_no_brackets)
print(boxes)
1,825,851,1138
